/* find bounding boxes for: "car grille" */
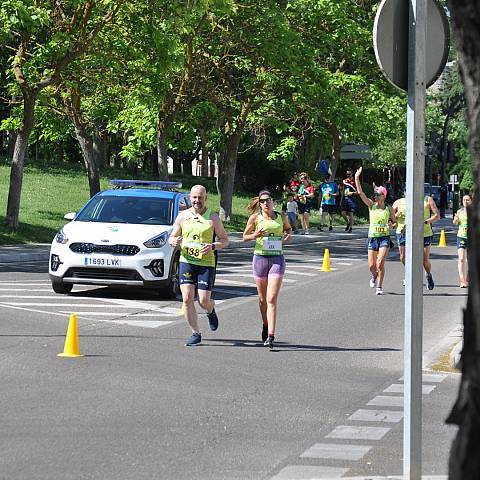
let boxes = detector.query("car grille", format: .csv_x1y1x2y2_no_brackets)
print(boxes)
69,243,140,256
64,268,143,281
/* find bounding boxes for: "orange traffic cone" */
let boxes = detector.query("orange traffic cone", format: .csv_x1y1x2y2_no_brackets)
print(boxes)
321,248,331,272
438,229,447,247
58,313,83,357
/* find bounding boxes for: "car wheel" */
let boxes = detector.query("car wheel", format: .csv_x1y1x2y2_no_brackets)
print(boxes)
52,281,73,294
159,254,180,299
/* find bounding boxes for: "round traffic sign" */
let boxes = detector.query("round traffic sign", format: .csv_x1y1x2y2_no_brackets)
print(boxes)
373,0,450,91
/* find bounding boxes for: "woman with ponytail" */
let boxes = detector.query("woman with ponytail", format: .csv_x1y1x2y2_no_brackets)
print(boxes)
243,190,292,349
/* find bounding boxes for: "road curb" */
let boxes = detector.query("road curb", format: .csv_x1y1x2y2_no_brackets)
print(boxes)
449,338,463,369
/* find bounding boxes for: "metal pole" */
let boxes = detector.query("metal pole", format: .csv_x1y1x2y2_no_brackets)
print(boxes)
404,0,426,479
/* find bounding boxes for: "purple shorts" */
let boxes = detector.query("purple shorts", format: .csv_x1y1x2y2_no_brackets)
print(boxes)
252,254,286,280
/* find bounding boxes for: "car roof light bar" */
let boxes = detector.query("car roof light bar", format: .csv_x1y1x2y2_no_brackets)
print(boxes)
109,180,182,190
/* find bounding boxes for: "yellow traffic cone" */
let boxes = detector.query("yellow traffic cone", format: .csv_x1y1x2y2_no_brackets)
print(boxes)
321,248,331,272
58,313,83,357
438,229,447,247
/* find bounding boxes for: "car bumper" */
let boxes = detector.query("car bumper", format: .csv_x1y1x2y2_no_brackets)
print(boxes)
49,244,176,287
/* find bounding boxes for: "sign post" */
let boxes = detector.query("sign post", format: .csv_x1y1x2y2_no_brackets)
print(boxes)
373,1,449,478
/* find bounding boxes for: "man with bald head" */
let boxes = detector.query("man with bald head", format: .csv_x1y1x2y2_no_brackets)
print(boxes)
169,185,229,345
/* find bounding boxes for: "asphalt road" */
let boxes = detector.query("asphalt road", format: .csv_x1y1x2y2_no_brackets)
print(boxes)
0,230,464,480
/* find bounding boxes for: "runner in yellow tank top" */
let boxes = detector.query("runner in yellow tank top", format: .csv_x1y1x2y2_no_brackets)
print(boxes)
392,192,440,289
453,194,472,288
355,167,396,295
169,185,229,346
243,190,292,349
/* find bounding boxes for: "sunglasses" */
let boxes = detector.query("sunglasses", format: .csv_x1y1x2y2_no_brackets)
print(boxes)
259,198,271,204
373,192,383,197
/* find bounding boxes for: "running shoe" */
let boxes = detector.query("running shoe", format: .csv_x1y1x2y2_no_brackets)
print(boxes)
185,332,202,346
264,335,274,349
375,287,384,295
347,226,353,233
345,224,350,232
207,308,219,331
426,273,434,291
369,275,377,288
329,225,333,231
304,229,310,235
262,324,268,342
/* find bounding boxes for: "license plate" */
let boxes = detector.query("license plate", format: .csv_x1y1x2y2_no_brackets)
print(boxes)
84,257,121,267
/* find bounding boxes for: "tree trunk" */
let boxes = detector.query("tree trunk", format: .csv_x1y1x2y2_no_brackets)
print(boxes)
156,114,173,180
216,134,240,222
198,128,210,177
74,123,101,197
5,94,35,230
446,2,480,478
93,125,107,169
171,150,181,175
329,123,342,179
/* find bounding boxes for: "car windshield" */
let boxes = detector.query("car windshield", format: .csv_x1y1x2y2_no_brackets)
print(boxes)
75,195,175,225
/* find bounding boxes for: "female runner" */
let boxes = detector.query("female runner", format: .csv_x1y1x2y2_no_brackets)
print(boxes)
243,190,292,348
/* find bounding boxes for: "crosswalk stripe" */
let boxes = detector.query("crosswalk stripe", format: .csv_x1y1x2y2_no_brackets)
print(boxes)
326,425,390,440
270,465,349,479
348,409,404,423
300,443,372,461
383,383,436,394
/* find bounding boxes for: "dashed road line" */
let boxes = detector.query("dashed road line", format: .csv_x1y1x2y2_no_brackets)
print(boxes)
348,409,404,423
383,383,436,394
300,443,372,461
325,425,390,441
270,465,349,479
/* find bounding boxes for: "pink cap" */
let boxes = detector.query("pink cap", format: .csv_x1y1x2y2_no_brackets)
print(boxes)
375,186,388,197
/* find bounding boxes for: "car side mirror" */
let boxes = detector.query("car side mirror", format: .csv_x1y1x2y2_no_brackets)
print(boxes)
64,212,76,221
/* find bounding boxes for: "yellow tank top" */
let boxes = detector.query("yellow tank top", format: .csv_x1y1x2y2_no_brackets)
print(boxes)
396,197,433,237
423,196,433,237
457,209,468,238
180,208,216,267
254,213,284,256
396,198,406,234
368,204,390,238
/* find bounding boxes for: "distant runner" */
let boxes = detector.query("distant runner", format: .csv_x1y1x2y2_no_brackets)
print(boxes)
393,192,440,289
453,194,472,288
341,169,358,233
355,167,396,295
169,185,229,346
243,190,292,349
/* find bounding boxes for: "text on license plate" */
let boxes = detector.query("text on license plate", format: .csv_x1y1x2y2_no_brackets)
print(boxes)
84,257,121,267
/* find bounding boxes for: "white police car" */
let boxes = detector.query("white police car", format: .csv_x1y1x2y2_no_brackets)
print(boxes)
49,180,190,298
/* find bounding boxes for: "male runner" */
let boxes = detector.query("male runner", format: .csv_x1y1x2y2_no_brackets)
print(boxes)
169,185,229,345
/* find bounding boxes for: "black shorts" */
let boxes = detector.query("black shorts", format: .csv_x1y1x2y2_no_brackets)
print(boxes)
298,200,312,214
322,204,335,215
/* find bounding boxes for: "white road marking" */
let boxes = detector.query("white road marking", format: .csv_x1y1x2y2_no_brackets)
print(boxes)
0,282,51,286
59,311,179,317
335,262,353,266
2,303,147,307
109,319,174,328
367,396,403,407
269,465,349,479
300,443,372,461
284,269,316,277
0,288,54,292
383,383,436,394
399,373,447,383
326,425,390,441
348,409,404,423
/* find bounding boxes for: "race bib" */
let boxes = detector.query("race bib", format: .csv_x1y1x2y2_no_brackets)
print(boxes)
182,241,203,259
262,236,282,254
373,223,388,235
459,225,468,238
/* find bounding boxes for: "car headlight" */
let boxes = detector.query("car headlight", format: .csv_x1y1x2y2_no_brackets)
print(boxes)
55,228,69,244
143,231,169,248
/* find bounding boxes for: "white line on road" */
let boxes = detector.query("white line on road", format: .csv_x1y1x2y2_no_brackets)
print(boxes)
300,443,372,461
213,288,255,297
383,383,436,395
325,425,390,441
270,465,349,479
348,409,404,423
367,396,404,407
58,311,179,317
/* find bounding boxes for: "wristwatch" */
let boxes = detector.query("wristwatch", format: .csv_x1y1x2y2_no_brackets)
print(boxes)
211,243,216,250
